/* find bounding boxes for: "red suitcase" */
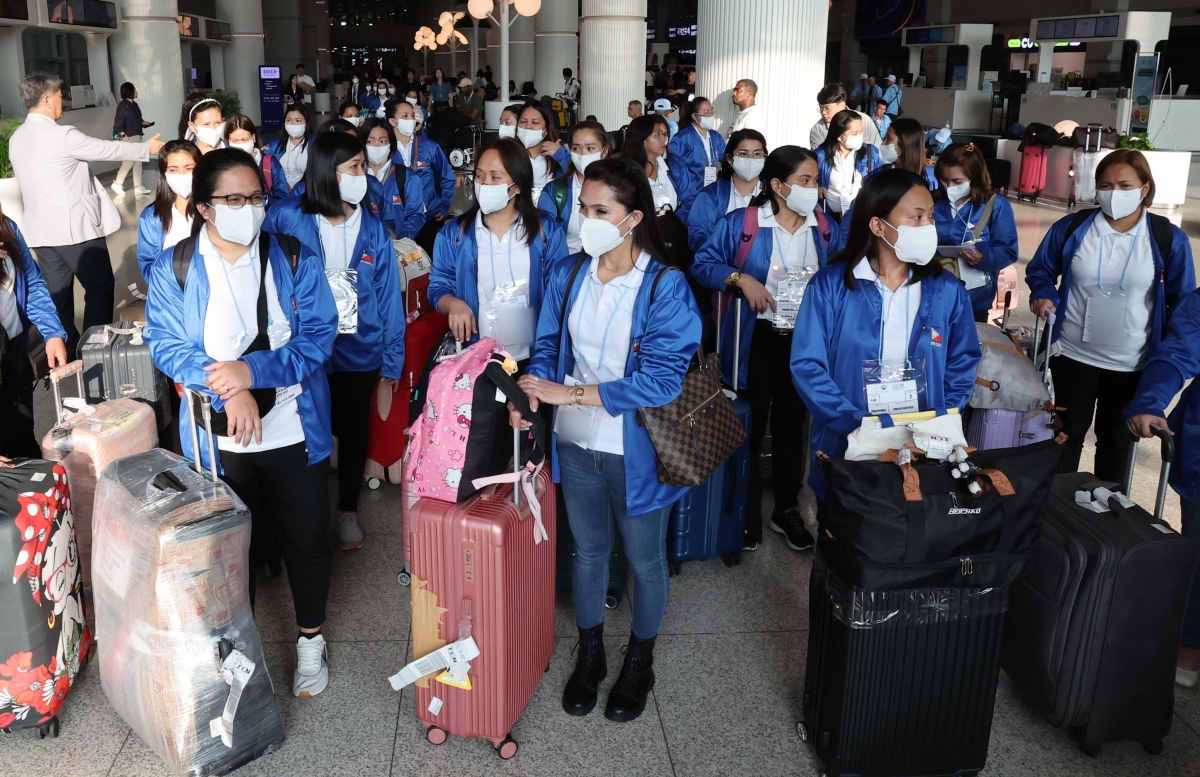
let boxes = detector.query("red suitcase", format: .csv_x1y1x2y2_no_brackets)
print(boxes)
405,432,556,759
1018,144,1048,203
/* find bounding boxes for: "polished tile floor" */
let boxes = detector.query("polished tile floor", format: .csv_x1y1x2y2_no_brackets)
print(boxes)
7,162,1200,776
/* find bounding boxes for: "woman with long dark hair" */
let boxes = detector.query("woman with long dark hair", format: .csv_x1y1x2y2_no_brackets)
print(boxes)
358,117,425,239
621,115,677,214
427,138,567,361
692,146,838,552
537,120,612,253
685,128,767,253
143,149,338,698
179,94,225,154
815,109,882,222
497,103,522,140
515,101,568,202
263,103,313,200
790,168,980,509
264,132,404,551
515,156,701,724
668,96,726,221
429,67,453,109
136,139,201,280
877,117,936,190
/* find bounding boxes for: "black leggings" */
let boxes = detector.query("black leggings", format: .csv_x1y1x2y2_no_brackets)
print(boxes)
1050,354,1143,482
330,370,378,512
221,442,332,629
0,335,38,458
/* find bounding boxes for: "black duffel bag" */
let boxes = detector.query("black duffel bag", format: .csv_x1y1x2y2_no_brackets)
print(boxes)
819,438,1063,590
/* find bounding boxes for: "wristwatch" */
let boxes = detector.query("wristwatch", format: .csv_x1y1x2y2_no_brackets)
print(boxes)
573,386,586,405
727,271,742,287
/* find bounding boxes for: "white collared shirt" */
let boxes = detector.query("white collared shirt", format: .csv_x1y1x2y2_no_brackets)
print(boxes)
827,149,861,214
396,135,414,168
317,205,362,271
757,203,817,321
281,138,308,187
531,155,552,203
727,181,761,214
0,258,21,338
728,103,766,136
699,127,713,165
567,252,650,454
162,209,193,253
475,212,534,361
566,174,584,254
199,227,304,452
369,159,392,182
853,257,921,364
648,156,678,212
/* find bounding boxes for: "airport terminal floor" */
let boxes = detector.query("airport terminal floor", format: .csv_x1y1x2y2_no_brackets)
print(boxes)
5,162,1200,777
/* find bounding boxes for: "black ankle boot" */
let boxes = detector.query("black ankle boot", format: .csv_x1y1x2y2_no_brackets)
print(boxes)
562,624,607,716
604,634,655,723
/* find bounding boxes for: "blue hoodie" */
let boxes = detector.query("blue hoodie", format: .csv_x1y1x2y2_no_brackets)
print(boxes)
395,135,457,219
669,123,727,222
427,213,568,344
527,256,702,516
690,204,838,388
4,217,68,342
143,231,338,472
264,199,405,379
790,263,980,499
136,204,192,282
263,135,312,201
933,194,1019,313
1026,209,1196,351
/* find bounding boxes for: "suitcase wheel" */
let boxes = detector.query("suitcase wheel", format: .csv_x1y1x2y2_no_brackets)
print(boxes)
495,734,518,760
1143,738,1164,756
367,478,381,490
426,725,447,745
796,721,809,743
397,571,411,587
37,717,60,739
721,551,742,568
668,559,682,577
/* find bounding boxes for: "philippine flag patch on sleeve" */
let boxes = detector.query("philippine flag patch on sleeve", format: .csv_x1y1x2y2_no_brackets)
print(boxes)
931,328,943,345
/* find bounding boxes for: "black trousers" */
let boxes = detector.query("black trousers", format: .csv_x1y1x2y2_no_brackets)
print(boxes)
220,442,333,629
329,369,378,512
34,237,115,356
744,320,809,543
0,335,39,458
1050,354,1143,483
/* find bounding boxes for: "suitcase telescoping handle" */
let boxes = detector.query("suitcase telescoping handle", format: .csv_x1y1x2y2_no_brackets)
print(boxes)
1001,290,1012,330
1123,425,1175,522
183,387,219,480
49,360,86,424
714,286,744,392
1040,310,1056,385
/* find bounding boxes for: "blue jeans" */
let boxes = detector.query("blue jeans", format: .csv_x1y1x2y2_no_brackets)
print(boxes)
1180,499,1200,650
556,442,672,639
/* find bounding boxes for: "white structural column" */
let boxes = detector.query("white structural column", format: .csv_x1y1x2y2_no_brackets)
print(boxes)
218,0,266,122
579,0,645,131
535,0,576,98
108,0,185,133
510,12,534,91
696,0,827,148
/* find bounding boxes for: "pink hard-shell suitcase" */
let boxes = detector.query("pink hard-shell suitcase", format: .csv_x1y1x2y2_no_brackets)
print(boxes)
407,429,556,759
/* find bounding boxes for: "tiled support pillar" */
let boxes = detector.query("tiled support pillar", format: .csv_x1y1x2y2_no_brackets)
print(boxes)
579,0,645,131
535,0,576,99
510,12,534,92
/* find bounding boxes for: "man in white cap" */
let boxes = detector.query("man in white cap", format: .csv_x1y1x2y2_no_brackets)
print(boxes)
454,76,483,127
882,74,904,117
653,97,679,140
850,73,881,106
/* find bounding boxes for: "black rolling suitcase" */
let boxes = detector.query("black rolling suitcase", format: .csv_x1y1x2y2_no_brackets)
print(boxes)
1001,428,1194,757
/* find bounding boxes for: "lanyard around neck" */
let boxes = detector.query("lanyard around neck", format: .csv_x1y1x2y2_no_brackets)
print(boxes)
1097,218,1144,292
872,265,913,365
573,263,639,374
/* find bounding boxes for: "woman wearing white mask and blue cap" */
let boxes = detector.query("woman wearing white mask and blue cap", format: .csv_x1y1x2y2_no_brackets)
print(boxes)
538,120,611,254
428,138,567,361
668,97,726,222
263,103,313,201
1027,148,1195,481
692,146,838,552
686,129,767,253
264,131,405,552
791,168,980,512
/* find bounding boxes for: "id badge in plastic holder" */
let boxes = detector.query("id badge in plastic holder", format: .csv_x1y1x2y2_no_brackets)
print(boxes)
772,267,816,331
553,376,597,447
703,166,719,187
487,281,534,351
1081,285,1129,346
862,357,928,415
326,269,359,334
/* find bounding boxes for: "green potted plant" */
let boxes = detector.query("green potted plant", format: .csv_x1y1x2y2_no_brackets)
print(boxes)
209,91,243,119
0,118,25,228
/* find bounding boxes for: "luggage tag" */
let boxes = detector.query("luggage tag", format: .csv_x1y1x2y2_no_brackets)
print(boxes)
703,166,719,187
772,266,816,331
325,268,360,334
1081,285,1128,346
553,375,596,447
209,648,256,748
862,357,928,416
275,383,302,405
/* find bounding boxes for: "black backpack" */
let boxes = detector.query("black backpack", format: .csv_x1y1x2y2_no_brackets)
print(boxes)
1063,209,1172,258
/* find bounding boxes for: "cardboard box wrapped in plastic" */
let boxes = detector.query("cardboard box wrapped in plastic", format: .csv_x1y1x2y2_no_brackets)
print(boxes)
92,449,284,775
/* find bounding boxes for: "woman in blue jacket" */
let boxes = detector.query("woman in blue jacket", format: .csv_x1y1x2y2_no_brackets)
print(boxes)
815,110,882,223
388,100,458,230
515,157,701,724
1027,148,1195,481
537,120,611,254
791,168,980,506
0,208,68,457
1127,288,1200,688
263,103,313,201
137,140,201,281
692,146,836,552
428,138,567,361
685,129,766,254
933,142,1018,322
516,101,568,203
668,97,727,223
263,131,405,552
358,117,425,240
143,148,338,699
875,117,938,191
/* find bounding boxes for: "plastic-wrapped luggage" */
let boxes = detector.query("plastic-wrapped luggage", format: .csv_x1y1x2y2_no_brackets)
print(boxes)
92,447,284,775
40,360,158,587
0,459,91,738
1070,147,1112,207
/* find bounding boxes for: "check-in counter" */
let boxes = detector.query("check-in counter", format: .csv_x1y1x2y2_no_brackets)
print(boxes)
899,88,993,132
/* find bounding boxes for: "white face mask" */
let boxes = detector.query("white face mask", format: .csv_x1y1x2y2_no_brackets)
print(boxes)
344,115,362,127
211,203,266,246
783,182,819,218
1097,188,1144,220
879,144,899,164
193,125,222,148
881,220,938,265
842,134,864,151
352,77,359,84
229,141,255,155
377,87,387,95
731,156,764,182
497,124,517,139
474,182,514,215
697,115,717,131
517,127,545,149
339,172,368,204
388,87,396,95
375,106,386,118
284,123,307,139
406,97,418,106
394,118,416,137
944,181,972,203
570,151,602,176
579,213,635,257
164,172,192,199
366,144,391,165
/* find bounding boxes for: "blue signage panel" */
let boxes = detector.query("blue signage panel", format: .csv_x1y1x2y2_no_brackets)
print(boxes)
260,66,282,134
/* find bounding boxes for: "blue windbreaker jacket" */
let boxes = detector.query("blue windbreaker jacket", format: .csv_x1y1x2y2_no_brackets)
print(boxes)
815,145,884,194
395,135,457,218
669,123,727,223
933,194,1019,313
263,135,312,201
686,178,736,254
136,204,190,282
368,162,426,239
5,217,68,342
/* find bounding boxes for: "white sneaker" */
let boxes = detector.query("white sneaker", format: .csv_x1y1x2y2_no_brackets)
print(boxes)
110,182,125,195
293,634,329,698
337,511,365,550
134,186,152,196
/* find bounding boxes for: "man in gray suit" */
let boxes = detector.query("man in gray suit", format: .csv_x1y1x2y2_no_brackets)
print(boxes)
10,72,164,353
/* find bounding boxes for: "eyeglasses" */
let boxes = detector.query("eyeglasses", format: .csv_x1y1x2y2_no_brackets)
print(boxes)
210,192,268,208
733,150,766,159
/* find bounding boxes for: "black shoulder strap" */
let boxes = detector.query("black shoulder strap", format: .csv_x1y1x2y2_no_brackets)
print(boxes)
395,162,407,198
648,267,674,305
557,254,588,352
1149,212,1173,258
272,232,302,275
173,236,196,291
1064,208,1094,246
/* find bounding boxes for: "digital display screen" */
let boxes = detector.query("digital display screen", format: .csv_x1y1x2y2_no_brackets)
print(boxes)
1054,19,1075,38
1037,14,1122,40
1036,20,1056,39
1096,15,1119,36
1075,18,1095,37
905,26,954,45
259,66,281,78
